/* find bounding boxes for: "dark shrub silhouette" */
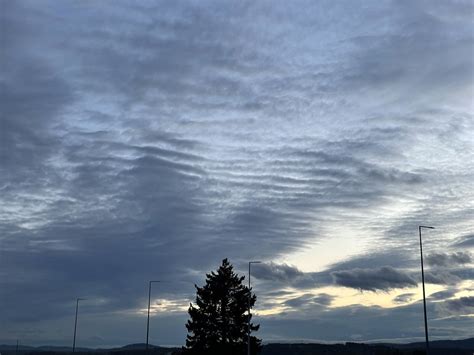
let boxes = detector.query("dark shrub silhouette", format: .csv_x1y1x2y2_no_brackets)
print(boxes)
183,258,261,355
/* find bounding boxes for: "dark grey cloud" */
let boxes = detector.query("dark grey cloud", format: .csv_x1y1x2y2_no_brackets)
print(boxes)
284,294,317,309
313,293,334,306
331,267,418,292
429,289,458,301
439,296,474,315
262,290,294,298
327,251,416,270
251,262,304,283
426,252,472,267
420,264,474,286
251,262,332,290
423,271,462,286
451,234,474,248
450,252,472,264
393,293,416,304
450,266,474,282
283,293,334,309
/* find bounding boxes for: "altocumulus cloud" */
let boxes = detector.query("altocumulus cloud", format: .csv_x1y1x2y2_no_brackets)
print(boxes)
252,262,305,282
437,296,474,316
331,267,418,292
426,252,472,267
283,293,334,309
1,0,473,346
452,234,474,248
392,293,416,304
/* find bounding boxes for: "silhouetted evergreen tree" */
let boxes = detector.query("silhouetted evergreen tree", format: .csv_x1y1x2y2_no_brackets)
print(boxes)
184,258,261,355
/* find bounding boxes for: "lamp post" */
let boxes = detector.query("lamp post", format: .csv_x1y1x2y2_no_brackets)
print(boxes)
72,298,85,353
248,261,261,355
419,225,434,355
146,281,160,351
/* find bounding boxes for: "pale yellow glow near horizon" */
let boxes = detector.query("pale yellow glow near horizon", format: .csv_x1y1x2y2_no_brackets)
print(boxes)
329,283,447,308
454,280,474,299
133,278,474,319
254,284,449,318
136,298,189,316
255,306,288,316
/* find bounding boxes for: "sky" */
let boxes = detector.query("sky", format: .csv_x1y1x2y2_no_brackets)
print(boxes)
1,0,473,347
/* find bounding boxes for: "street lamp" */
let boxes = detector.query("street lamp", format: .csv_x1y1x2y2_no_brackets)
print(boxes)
418,225,434,355
248,261,261,355
72,298,86,353
146,281,161,351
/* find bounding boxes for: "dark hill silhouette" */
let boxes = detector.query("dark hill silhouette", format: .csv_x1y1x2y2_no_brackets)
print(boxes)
260,341,473,355
1,338,473,355
389,338,474,350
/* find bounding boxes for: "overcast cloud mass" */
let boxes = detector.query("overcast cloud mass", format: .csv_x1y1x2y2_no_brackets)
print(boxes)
1,0,473,347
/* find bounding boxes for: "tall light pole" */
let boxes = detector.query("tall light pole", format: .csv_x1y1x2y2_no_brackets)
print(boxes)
72,298,85,353
146,281,160,351
248,261,261,355
419,225,434,355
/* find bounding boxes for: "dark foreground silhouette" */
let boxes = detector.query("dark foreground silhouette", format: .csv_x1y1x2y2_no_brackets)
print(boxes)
183,259,261,354
2,338,473,355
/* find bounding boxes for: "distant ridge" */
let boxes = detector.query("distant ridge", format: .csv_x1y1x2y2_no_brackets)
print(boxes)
260,339,474,355
1,338,473,355
388,338,474,350
0,344,173,354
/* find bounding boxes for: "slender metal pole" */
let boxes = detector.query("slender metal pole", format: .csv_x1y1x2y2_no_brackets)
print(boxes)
16,339,19,355
72,298,82,353
248,261,261,355
146,281,160,351
419,226,434,355
248,262,251,355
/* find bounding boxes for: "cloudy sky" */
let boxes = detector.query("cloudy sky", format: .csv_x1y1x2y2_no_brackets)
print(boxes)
1,0,473,347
